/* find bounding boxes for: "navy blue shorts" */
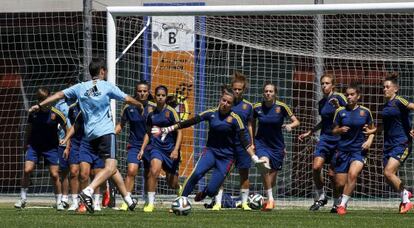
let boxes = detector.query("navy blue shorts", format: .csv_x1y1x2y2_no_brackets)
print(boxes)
234,145,251,169
255,146,284,171
89,134,116,160
25,145,59,166
334,150,366,173
314,138,337,164
383,144,411,167
79,139,104,169
150,148,180,175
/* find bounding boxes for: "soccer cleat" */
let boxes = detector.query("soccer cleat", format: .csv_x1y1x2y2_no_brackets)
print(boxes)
61,200,69,209
194,192,206,202
14,199,26,209
128,198,138,211
79,191,94,214
399,191,413,213
94,202,102,212
76,203,87,213
261,200,275,211
119,202,128,211
330,205,338,213
102,189,110,208
68,203,78,211
143,203,154,213
309,198,328,211
336,205,347,215
241,202,252,211
212,203,222,211
56,203,65,211
399,202,413,214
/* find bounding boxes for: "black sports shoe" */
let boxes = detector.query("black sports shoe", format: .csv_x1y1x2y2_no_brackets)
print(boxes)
62,201,70,209
309,198,328,211
330,205,338,213
128,198,138,211
79,191,94,214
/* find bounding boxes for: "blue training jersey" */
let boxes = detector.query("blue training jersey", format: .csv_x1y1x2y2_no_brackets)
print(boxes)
198,108,248,157
63,79,127,140
121,101,156,148
253,100,293,151
231,99,253,147
382,96,412,149
28,107,66,151
333,105,374,152
319,92,347,140
147,105,180,152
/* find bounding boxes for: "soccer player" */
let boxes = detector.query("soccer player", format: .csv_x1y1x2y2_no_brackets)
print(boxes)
15,88,67,210
213,72,254,211
253,82,300,211
298,74,347,212
138,85,182,213
333,83,376,215
151,86,266,207
115,81,155,211
29,59,141,213
382,75,414,213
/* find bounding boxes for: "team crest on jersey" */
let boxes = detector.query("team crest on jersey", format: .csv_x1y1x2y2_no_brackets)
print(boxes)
242,104,248,110
226,116,233,123
51,113,56,120
275,106,281,113
165,111,170,118
359,110,365,117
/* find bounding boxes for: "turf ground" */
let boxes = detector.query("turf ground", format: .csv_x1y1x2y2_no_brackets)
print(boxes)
2,204,414,228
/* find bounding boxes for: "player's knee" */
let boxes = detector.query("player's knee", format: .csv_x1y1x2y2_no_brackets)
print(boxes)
80,172,89,182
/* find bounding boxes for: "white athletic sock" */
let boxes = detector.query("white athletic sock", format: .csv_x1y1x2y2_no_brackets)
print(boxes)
401,189,410,203
340,194,350,207
315,188,324,201
123,192,133,206
93,194,101,204
215,189,223,205
21,188,28,200
241,189,249,204
82,187,94,197
72,194,78,205
266,188,274,201
148,192,155,205
62,195,69,203
56,194,62,204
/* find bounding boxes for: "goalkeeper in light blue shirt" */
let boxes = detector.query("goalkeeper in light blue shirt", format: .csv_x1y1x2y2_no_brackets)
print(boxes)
29,59,142,213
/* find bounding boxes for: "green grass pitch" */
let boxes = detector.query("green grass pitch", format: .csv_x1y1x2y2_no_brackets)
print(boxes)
2,205,414,228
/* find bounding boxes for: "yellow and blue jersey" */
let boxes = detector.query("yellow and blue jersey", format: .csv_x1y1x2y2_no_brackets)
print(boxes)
382,96,412,149
333,105,374,152
231,99,253,146
319,92,347,140
198,108,248,157
253,100,293,151
28,106,66,151
147,105,180,153
121,101,155,148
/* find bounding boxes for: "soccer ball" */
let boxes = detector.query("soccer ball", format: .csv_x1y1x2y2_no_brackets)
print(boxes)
248,194,264,210
171,196,191,216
